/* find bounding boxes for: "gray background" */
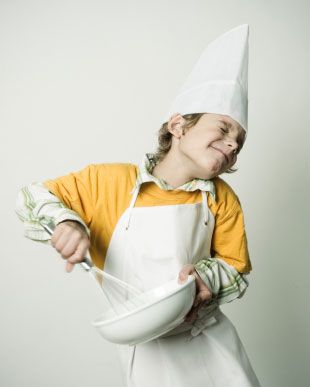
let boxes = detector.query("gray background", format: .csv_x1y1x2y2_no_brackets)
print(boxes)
1,0,309,386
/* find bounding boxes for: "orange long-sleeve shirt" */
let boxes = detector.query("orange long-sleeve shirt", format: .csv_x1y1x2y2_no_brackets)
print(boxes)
43,162,252,274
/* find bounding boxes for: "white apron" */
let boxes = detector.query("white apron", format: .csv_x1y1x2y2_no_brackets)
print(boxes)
104,183,261,387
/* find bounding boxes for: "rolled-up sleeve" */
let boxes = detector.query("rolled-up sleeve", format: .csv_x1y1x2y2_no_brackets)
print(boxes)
15,164,99,242
194,194,252,306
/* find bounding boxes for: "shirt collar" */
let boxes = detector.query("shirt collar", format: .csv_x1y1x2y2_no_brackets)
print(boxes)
131,152,216,202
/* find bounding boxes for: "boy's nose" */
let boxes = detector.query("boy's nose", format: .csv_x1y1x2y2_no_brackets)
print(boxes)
226,140,239,155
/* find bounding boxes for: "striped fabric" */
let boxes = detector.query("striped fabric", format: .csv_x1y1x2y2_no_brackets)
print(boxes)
15,182,91,243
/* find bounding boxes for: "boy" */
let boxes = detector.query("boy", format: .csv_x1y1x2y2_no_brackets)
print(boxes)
15,25,261,386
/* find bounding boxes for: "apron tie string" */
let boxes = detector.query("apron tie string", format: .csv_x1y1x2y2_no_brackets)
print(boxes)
125,184,140,230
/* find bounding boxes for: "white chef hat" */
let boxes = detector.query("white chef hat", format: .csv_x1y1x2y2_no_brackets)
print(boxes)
162,24,249,133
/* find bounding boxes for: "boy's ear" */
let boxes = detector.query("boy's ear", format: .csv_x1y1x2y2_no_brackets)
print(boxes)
167,113,186,138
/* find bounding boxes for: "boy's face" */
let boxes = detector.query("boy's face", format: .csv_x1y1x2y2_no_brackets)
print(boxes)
168,113,246,180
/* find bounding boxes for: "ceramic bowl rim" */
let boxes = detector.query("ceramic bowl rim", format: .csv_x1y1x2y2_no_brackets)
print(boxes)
92,274,195,327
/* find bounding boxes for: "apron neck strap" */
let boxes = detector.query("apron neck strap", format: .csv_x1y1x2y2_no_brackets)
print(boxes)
125,184,140,230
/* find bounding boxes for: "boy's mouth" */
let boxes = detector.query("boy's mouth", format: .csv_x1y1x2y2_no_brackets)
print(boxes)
210,146,228,164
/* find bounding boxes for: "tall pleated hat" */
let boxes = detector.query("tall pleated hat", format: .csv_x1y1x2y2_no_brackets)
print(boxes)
162,24,249,133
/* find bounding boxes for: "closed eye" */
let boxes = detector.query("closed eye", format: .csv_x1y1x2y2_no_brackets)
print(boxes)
220,127,229,134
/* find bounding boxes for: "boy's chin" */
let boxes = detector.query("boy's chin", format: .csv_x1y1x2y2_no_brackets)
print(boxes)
198,160,224,179
196,169,220,180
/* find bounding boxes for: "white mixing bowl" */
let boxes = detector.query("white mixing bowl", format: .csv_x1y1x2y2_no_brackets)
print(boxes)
92,274,196,345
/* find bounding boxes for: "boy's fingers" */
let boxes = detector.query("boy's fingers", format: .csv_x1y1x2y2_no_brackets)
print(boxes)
63,242,90,273
51,223,72,247
67,241,89,264
52,231,69,252
178,264,194,284
194,272,212,301
61,232,84,258
66,261,74,273
199,288,212,302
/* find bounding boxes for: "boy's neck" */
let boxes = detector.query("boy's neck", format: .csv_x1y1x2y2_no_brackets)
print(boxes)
151,151,195,189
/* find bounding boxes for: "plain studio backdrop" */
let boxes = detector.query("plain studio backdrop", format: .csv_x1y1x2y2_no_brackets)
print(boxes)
1,0,309,386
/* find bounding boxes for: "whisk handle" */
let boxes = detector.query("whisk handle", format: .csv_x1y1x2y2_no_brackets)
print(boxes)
40,220,93,272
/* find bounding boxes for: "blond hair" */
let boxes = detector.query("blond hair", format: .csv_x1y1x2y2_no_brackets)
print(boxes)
153,113,238,174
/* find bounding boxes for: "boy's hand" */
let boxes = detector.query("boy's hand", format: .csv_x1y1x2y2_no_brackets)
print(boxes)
178,264,212,324
50,220,90,273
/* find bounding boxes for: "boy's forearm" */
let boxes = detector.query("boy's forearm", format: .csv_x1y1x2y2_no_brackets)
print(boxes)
15,182,90,242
